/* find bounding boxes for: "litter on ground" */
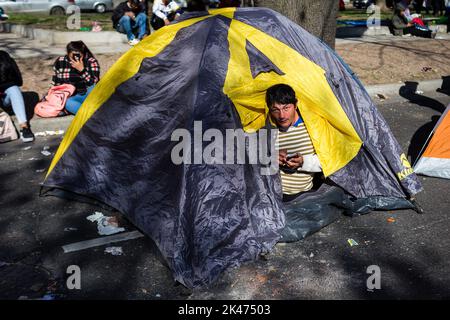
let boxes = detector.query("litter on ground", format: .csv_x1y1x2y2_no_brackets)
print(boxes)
87,212,125,236
104,246,123,256
34,130,65,137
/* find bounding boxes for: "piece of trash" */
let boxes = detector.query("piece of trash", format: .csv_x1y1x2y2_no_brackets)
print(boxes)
34,130,64,137
155,293,161,298
309,252,314,258
91,21,102,32
87,212,125,236
376,93,388,100
347,239,359,247
41,150,51,157
387,217,396,223
415,90,424,95
64,227,78,232
36,169,46,173
28,157,38,161
43,146,50,151
0,261,9,268
422,67,432,72
256,274,268,283
22,146,32,151
104,246,123,256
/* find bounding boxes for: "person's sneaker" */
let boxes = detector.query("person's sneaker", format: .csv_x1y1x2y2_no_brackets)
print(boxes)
128,38,140,46
20,127,35,143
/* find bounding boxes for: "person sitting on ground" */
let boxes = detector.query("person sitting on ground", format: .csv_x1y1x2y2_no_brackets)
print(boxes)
266,84,322,202
52,41,100,115
151,0,183,31
112,0,148,46
0,51,34,142
392,3,435,37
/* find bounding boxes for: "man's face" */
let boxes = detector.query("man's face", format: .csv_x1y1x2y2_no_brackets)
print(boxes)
269,103,297,130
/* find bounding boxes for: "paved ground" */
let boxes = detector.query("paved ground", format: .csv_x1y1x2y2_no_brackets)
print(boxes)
0,88,449,300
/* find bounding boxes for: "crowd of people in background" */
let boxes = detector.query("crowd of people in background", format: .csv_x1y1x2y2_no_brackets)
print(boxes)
112,0,242,46
0,0,242,144
1,0,449,144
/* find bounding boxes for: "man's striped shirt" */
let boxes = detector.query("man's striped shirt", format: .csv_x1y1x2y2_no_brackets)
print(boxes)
276,123,317,195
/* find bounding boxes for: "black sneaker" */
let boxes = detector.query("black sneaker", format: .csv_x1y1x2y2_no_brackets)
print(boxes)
20,127,35,143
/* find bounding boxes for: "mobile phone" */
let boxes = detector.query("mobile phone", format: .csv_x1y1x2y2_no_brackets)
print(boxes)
286,153,298,161
73,54,81,61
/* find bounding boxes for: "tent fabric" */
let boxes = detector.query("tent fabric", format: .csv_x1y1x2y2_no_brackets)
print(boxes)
42,8,422,288
414,105,450,179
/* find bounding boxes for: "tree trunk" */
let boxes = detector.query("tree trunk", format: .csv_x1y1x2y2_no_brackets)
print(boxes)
252,0,338,49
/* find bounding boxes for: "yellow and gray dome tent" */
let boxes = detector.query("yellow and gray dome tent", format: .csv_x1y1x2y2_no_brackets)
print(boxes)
42,8,423,288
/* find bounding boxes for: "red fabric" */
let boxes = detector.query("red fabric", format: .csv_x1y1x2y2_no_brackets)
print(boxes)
412,17,425,27
34,84,76,118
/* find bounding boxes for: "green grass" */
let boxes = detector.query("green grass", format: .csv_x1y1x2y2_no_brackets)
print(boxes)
338,9,394,20
7,12,114,31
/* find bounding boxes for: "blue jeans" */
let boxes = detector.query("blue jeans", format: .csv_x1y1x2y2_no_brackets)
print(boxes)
65,86,94,115
1,85,27,125
117,13,147,41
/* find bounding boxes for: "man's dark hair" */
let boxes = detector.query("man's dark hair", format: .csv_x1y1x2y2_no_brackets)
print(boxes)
266,84,298,108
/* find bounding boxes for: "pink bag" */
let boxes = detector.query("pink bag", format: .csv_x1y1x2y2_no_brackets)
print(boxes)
0,111,18,143
34,84,76,118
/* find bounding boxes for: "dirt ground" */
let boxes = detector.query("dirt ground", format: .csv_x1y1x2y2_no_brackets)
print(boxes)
335,38,450,85
16,38,450,97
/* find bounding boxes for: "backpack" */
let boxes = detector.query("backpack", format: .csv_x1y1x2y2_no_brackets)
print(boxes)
34,84,76,118
0,111,18,143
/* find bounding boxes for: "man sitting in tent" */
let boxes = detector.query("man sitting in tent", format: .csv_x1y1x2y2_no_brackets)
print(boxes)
266,84,323,202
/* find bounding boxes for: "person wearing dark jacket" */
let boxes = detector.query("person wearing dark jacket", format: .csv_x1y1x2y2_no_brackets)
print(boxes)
112,0,148,46
0,50,34,142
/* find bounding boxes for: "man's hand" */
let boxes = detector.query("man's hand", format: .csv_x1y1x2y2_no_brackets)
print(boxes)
69,57,84,72
279,149,287,166
164,18,170,25
285,153,304,170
